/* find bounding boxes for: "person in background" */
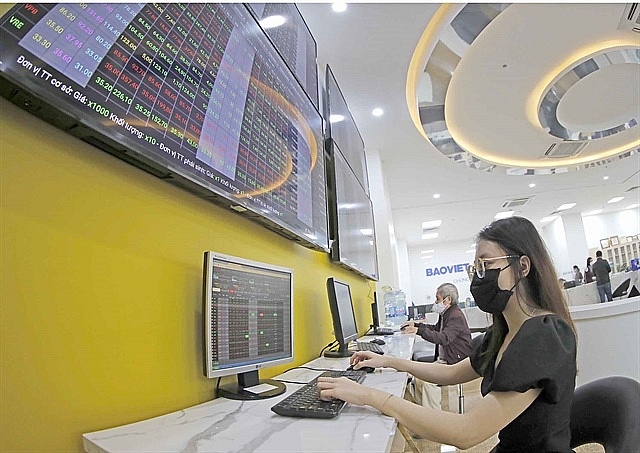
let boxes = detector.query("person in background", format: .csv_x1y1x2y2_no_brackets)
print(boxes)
584,257,595,283
592,250,613,302
317,216,577,451
400,283,472,409
572,265,583,285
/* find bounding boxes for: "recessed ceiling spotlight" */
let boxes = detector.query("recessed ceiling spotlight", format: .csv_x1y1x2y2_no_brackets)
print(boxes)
359,228,373,236
422,232,439,240
433,193,440,199
541,215,559,223
625,203,639,209
421,255,433,260
557,203,576,211
329,114,344,123
332,2,347,12
421,249,435,254
259,15,286,29
529,183,536,188
603,176,609,180
422,220,442,229
372,108,384,117
583,209,603,216
607,196,625,204
494,211,515,220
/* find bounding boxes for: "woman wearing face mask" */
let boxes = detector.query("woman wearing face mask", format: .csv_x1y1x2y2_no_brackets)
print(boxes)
317,216,577,452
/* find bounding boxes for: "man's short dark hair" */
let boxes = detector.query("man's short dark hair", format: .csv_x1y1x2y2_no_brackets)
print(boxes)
596,250,603,257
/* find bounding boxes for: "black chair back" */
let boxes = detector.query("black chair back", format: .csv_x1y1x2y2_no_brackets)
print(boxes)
611,278,631,299
570,376,640,452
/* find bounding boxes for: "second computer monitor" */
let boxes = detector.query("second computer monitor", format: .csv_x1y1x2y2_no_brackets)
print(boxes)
325,278,358,357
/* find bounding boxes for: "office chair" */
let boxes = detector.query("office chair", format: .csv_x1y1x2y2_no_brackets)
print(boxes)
611,278,631,299
570,376,640,452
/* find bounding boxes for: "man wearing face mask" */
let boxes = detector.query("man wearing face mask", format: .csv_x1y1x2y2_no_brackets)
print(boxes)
401,283,472,410
401,283,473,365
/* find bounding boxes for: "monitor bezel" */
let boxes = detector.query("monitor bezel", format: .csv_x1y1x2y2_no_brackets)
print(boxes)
326,277,359,349
326,139,379,280
203,251,294,380
324,64,369,193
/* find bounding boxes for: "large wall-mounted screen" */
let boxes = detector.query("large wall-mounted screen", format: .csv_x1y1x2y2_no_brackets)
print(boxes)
247,3,318,110
0,3,328,251
325,65,368,195
327,139,378,280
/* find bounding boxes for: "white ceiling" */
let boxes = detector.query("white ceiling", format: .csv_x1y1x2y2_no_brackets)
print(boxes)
297,3,640,250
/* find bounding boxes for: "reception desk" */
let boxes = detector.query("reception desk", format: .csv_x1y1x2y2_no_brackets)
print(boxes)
570,296,640,386
564,270,639,306
83,334,415,453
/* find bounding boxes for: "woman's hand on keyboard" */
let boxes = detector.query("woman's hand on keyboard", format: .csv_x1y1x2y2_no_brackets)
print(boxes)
317,376,370,405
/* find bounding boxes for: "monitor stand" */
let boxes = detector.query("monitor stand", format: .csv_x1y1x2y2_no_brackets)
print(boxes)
217,370,286,400
323,342,354,358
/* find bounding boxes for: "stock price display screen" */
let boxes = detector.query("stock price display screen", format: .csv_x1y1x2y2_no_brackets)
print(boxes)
0,3,328,250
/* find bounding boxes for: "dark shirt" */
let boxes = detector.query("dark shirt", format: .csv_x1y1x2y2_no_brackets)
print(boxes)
470,315,577,452
416,303,472,364
591,257,611,285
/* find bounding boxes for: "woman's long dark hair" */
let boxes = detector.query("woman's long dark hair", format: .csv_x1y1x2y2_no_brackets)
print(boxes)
476,216,576,373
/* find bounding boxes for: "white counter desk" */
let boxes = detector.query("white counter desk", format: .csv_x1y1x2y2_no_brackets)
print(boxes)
565,270,639,306
83,333,415,453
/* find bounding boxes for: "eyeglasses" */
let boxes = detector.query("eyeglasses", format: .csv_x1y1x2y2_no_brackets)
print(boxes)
467,255,520,279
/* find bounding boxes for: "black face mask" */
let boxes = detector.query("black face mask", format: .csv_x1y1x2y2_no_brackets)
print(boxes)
470,265,518,314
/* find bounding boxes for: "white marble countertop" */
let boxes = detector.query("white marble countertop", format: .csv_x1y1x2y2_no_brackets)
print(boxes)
83,333,415,453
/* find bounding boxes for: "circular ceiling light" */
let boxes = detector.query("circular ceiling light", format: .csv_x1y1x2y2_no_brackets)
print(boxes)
332,3,347,13
539,48,639,141
407,3,640,175
372,108,384,117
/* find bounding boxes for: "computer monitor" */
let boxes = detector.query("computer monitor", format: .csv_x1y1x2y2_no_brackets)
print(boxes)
203,251,294,400
324,278,359,358
371,292,381,330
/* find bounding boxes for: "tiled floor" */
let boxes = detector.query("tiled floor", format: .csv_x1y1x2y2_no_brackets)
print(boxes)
402,379,605,453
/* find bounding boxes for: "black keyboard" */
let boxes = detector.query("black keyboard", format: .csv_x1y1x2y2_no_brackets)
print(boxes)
374,327,395,335
271,370,367,418
357,341,384,355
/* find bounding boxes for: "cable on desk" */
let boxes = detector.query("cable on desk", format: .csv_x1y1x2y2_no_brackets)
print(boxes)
319,340,337,358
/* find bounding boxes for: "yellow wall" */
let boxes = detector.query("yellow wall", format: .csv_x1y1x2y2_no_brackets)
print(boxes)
0,96,377,451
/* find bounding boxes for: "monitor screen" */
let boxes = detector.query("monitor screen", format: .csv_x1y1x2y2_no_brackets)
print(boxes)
325,65,368,194
324,277,358,358
247,3,318,109
328,142,379,280
0,3,329,252
203,251,293,400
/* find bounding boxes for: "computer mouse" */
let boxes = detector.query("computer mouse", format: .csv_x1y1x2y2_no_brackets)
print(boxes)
371,339,385,345
347,364,375,373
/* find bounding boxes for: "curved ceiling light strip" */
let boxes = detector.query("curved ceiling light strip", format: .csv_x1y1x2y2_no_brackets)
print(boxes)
539,47,639,141
407,3,640,175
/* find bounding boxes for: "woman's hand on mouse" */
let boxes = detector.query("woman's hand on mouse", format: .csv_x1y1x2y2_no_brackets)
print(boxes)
350,351,386,370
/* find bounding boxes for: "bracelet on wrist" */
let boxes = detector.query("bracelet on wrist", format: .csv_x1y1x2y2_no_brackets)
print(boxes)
381,393,394,412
